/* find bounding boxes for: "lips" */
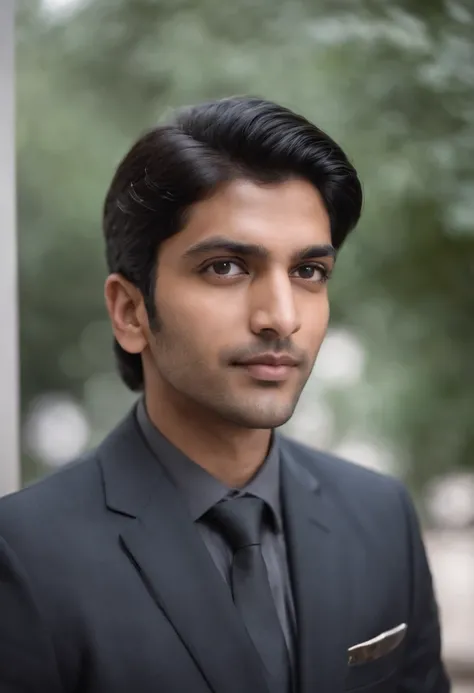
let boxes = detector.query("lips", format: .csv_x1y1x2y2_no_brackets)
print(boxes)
233,353,300,382
235,354,300,368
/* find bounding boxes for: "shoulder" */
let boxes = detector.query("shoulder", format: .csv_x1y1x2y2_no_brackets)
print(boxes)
0,450,102,546
280,434,412,525
281,434,404,490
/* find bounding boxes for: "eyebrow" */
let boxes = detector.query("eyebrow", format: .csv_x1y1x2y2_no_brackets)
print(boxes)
182,235,336,263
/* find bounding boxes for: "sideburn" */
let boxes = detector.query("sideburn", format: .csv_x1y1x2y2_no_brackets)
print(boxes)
142,263,161,332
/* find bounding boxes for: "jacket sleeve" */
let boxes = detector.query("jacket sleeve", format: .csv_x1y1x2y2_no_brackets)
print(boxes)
397,485,451,693
0,536,63,693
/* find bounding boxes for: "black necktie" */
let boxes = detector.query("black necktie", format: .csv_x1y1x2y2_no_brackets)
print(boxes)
208,495,291,693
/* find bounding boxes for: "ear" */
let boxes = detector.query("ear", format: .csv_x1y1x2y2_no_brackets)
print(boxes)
104,274,149,355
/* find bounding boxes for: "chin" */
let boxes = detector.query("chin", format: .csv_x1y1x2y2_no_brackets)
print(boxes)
245,416,292,430
223,403,297,430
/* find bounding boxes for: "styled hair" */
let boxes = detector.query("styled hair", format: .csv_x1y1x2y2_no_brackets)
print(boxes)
103,96,363,391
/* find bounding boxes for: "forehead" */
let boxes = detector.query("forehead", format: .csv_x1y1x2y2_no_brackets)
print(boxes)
169,178,331,255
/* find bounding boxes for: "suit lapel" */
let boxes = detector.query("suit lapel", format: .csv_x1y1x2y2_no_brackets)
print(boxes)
99,411,269,693
280,439,352,693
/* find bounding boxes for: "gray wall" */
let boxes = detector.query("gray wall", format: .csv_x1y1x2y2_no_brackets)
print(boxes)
0,0,19,496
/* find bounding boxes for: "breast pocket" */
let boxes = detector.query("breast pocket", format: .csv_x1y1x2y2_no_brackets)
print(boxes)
345,644,403,691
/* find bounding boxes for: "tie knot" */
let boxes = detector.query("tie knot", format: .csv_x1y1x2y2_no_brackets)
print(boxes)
207,495,265,550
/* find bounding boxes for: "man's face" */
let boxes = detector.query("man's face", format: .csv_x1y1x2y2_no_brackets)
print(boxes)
143,178,333,429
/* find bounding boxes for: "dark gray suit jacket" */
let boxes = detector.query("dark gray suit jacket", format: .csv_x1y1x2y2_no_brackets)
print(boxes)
0,409,450,693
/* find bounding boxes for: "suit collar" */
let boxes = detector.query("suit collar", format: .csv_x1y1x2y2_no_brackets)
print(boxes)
98,405,163,519
280,438,352,693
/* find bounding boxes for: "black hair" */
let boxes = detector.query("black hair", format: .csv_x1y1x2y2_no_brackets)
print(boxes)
103,96,363,391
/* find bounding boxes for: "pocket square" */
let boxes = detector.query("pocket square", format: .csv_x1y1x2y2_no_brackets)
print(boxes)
348,623,407,665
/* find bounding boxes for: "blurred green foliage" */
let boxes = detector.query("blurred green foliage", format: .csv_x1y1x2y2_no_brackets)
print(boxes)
17,0,474,490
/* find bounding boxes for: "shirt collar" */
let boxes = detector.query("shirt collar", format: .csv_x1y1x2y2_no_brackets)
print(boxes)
136,398,283,532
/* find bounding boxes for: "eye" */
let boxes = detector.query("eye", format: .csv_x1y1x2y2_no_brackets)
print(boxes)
201,260,246,278
291,263,330,283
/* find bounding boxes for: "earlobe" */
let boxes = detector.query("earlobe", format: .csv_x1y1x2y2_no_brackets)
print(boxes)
104,274,148,355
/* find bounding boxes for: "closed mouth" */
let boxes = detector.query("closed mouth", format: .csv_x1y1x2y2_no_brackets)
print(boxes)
234,354,300,368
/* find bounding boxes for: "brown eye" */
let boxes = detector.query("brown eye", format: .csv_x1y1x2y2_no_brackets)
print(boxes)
202,260,246,277
212,262,234,275
298,265,318,279
291,263,329,283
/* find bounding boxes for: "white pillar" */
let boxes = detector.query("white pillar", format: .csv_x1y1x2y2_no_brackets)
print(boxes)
0,0,20,496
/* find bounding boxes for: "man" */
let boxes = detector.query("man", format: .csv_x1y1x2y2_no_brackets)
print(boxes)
0,97,449,693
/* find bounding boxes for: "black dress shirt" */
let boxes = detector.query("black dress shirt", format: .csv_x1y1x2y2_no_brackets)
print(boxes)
136,399,297,675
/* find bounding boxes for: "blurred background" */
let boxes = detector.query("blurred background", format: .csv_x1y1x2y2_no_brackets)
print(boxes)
12,0,474,688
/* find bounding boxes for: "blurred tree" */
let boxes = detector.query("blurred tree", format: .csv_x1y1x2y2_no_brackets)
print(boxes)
17,0,474,491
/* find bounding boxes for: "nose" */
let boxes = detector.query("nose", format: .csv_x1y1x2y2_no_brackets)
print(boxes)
249,271,301,340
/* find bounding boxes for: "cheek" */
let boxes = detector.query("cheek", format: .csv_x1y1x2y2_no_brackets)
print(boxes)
157,284,244,348
158,274,243,322
302,293,330,336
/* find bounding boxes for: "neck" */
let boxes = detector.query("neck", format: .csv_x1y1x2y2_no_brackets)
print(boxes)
144,392,272,488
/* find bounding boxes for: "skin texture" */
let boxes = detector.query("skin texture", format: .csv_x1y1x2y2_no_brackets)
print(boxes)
105,178,333,486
